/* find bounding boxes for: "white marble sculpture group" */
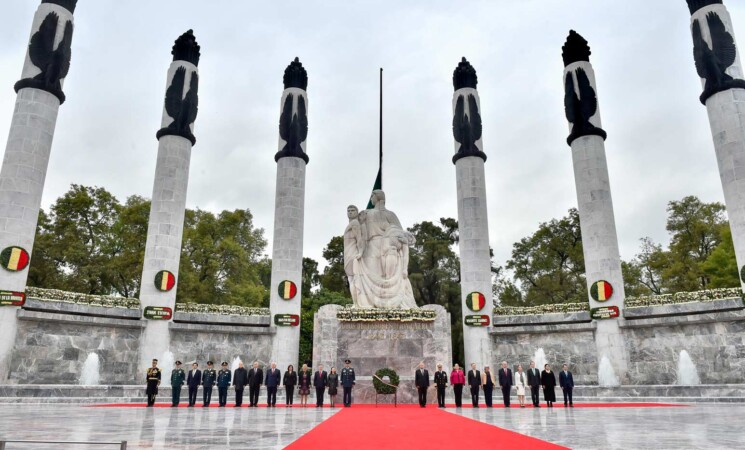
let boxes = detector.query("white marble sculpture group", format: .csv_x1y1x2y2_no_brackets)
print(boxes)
344,190,418,309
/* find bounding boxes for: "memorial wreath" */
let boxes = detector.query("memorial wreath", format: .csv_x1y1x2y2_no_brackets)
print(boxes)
373,368,400,395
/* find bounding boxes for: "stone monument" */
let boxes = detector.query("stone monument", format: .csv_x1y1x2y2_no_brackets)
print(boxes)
0,0,77,381
138,30,201,369
685,0,745,291
562,30,628,384
344,191,418,309
269,58,309,372
451,58,493,368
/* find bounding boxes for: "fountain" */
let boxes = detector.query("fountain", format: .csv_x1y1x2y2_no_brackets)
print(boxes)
160,350,175,384
676,350,701,385
231,356,243,373
79,353,100,385
598,354,620,386
533,348,547,371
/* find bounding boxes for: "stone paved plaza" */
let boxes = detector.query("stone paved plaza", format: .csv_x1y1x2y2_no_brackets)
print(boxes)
0,403,744,449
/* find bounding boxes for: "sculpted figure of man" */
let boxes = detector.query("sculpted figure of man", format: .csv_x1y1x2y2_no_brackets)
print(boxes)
344,205,370,307
344,190,418,309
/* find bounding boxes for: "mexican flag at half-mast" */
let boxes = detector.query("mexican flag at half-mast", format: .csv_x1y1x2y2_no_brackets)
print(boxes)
367,68,384,210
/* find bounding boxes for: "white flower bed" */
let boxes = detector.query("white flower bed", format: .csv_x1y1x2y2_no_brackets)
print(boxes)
25,287,140,309
175,302,270,316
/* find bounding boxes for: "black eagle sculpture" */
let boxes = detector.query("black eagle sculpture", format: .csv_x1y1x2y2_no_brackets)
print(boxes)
14,12,74,103
42,0,78,13
275,93,309,163
156,66,199,145
452,93,486,163
564,68,606,146
692,12,745,104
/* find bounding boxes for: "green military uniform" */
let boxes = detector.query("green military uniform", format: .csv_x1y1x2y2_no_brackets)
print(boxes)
202,365,217,407
171,365,186,407
217,364,232,407
341,360,356,407
146,366,161,407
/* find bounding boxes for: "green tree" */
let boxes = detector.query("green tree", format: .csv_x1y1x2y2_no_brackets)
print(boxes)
299,289,352,367
623,237,667,296
27,209,62,289
320,236,349,295
302,257,320,298
105,195,149,297
702,226,739,288
505,208,586,305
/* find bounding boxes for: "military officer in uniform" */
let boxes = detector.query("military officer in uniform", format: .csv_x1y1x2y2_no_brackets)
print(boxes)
170,361,186,407
202,361,217,407
217,362,232,407
146,358,161,407
340,359,356,407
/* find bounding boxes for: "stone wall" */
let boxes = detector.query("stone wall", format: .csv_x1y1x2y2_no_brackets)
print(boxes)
491,298,745,385
6,300,273,384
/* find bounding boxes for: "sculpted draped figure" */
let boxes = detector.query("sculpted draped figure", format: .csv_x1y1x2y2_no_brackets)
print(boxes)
344,190,418,309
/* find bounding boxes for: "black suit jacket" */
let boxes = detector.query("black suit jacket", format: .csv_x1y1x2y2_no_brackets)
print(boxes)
498,368,513,387
233,367,248,390
415,369,430,388
187,369,201,388
527,367,541,387
559,371,574,389
313,371,328,388
248,368,263,387
468,369,481,387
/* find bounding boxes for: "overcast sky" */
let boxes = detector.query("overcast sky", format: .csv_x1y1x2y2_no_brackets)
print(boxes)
1,0,743,273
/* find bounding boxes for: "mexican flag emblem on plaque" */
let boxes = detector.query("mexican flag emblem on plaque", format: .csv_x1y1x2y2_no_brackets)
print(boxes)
590,280,613,302
465,291,486,312
154,270,176,292
278,280,297,300
0,246,29,272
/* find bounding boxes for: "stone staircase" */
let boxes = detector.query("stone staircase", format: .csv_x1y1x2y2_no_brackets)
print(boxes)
1,384,744,404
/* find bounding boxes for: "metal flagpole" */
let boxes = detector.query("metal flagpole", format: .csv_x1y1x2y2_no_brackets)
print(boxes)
379,67,383,188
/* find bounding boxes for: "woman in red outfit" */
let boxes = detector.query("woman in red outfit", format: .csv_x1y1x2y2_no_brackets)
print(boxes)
450,364,466,407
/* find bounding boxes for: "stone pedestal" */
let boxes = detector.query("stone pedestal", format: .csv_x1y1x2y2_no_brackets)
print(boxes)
312,304,452,403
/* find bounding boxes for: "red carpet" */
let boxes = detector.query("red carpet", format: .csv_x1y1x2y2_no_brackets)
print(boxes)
90,402,685,408
285,405,569,450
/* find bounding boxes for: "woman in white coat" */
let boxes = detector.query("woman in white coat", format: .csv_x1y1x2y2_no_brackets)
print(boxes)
514,364,527,408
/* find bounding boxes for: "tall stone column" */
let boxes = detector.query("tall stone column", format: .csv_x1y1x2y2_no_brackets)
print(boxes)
686,0,745,290
138,30,201,368
0,0,77,381
451,58,493,368
562,31,627,384
269,58,309,371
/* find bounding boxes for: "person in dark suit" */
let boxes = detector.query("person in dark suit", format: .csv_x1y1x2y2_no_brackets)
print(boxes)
217,362,231,407
232,362,248,407
559,363,574,407
482,366,496,407
414,362,430,407
146,359,161,407
202,361,217,407
498,361,513,408
340,359,356,407
170,361,185,407
265,362,281,407
313,364,328,407
248,361,263,407
186,362,201,407
467,363,482,407
541,364,557,407
434,363,448,408
527,361,541,407
283,365,297,407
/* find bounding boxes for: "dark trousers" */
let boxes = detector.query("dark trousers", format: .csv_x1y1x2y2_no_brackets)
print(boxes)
470,385,480,407
267,386,277,406
218,387,228,406
453,384,463,407
286,386,294,405
417,387,427,406
530,385,540,406
235,388,244,406
171,385,181,406
563,388,573,405
501,386,510,407
188,386,198,406
147,394,156,406
249,385,260,406
316,387,325,406
436,386,446,407
483,385,493,407
203,385,213,406
343,386,353,406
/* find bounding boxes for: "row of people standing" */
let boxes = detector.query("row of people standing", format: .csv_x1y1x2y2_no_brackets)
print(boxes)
146,358,357,407
421,361,574,408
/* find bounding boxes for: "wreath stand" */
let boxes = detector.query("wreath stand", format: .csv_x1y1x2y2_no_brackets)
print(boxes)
373,374,398,408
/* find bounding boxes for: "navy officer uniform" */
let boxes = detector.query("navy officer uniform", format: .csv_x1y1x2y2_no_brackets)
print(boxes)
340,359,356,407
217,362,232,407
202,361,217,407
170,361,185,407
145,359,161,407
